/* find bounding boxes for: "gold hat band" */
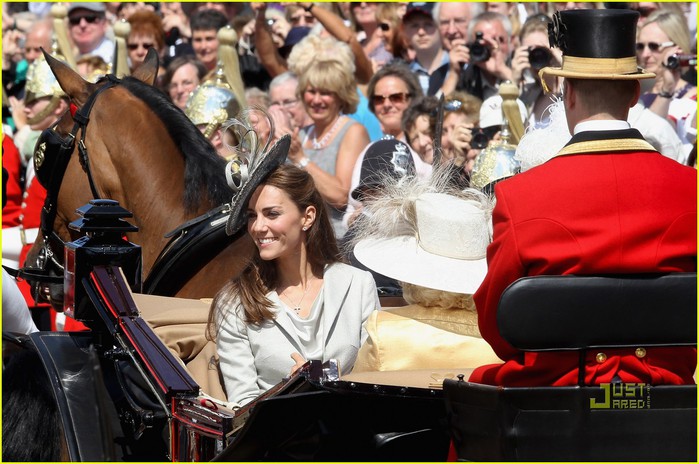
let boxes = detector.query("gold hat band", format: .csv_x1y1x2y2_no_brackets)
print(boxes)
561,56,640,74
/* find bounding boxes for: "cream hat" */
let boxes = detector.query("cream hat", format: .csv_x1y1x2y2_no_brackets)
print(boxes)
354,192,490,294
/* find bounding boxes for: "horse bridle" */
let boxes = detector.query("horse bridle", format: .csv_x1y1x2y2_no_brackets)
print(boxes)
24,74,121,289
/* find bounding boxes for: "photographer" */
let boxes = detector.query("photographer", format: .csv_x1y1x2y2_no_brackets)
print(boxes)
636,10,696,161
510,14,563,125
439,91,483,187
456,12,515,102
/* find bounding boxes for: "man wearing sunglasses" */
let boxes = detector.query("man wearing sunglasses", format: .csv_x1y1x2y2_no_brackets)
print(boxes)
67,2,113,63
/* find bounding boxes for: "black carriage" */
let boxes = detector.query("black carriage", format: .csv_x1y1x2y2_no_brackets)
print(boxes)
3,200,696,462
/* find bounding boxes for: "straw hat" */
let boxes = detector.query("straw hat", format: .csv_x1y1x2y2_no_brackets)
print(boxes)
539,9,655,83
354,192,491,294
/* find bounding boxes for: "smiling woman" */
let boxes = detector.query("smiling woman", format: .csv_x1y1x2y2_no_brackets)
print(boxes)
209,164,379,407
287,34,371,238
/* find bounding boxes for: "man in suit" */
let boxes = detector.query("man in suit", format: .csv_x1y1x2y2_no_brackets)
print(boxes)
471,9,697,387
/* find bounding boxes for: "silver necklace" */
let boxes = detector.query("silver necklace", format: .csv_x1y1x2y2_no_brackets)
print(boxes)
280,280,313,312
311,115,343,149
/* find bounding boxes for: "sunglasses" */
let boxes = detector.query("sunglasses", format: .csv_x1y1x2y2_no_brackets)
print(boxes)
372,92,410,106
127,42,154,51
379,22,391,32
68,14,102,26
636,41,674,52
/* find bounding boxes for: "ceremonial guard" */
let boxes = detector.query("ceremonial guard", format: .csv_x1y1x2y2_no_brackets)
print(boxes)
185,26,245,161
471,9,697,387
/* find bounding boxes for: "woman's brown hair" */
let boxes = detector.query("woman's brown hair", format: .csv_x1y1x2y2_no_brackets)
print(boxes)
127,10,165,51
207,165,340,339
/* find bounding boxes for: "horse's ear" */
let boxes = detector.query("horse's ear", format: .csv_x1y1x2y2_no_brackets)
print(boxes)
131,48,159,86
43,48,93,107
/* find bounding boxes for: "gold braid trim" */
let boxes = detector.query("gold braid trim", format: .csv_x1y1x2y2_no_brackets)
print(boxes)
562,56,640,75
555,138,656,158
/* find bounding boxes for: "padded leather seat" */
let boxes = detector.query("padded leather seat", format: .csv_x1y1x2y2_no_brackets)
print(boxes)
444,273,697,461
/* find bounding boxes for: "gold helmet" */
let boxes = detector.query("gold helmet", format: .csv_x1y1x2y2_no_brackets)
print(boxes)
185,65,241,140
184,25,245,140
25,56,66,104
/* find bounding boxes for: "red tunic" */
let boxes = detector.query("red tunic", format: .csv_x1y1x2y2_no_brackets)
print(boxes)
2,134,24,227
471,129,697,386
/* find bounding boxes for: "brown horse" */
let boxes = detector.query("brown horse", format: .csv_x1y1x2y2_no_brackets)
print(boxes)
25,50,254,302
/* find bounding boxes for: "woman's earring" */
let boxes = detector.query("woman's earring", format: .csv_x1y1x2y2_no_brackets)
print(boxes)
302,226,308,231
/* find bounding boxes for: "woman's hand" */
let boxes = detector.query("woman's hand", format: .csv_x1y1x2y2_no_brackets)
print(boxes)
656,43,683,95
510,45,530,85
448,123,475,166
289,352,307,376
8,96,26,130
161,3,191,39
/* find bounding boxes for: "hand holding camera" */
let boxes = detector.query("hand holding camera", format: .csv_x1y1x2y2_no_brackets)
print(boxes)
449,38,471,72
468,31,513,82
467,32,490,64
512,44,554,85
665,54,697,70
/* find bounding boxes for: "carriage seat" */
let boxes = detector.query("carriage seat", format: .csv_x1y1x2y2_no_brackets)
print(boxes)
444,273,697,462
133,293,228,402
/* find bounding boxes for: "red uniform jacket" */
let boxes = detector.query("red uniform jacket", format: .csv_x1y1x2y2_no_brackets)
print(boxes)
472,129,697,387
2,134,24,227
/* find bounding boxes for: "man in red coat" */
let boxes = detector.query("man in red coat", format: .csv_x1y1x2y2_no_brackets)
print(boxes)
471,9,697,387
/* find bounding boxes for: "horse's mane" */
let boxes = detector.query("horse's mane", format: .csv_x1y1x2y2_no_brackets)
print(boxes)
2,349,66,461
118,76,232,213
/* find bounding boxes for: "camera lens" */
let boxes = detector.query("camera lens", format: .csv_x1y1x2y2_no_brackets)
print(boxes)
467,31,491,64
528,46,552,70
471,130,489,149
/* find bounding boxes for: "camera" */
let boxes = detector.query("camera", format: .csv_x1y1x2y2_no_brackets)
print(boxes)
528,46,552,70
165,27,180,47
471,126,500,150
665,54,697,70
267,18,277,26
468,32,491,64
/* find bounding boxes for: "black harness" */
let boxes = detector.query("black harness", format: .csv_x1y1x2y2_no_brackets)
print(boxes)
19,74,243,298
9,75,121,288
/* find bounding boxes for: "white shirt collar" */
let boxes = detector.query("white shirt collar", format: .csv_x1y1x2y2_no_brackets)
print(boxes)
574,119,630,135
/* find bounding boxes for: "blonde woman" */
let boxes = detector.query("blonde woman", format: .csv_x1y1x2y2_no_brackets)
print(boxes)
636,10,696,160
287,34,371,238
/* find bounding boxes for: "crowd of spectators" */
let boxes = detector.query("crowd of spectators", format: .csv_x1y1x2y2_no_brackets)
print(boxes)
3,2,696,176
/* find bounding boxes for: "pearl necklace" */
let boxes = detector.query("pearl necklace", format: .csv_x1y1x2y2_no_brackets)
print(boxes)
310,115,343,150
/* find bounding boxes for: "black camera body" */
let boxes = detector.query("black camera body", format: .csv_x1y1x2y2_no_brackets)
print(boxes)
665,54,698,70
528,46,552,70
471,126,500,150
468,32,491,63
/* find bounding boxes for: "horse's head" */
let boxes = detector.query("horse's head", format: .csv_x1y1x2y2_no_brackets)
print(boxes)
24,50,161,309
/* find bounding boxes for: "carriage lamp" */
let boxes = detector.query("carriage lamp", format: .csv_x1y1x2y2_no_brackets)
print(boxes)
64,199,142,324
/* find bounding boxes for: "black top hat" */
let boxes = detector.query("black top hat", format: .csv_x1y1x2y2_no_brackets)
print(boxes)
351,138,415,202
539,9,655,82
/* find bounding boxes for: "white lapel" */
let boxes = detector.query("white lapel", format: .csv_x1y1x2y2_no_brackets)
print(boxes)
321,263,354,347
269,292,303,350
